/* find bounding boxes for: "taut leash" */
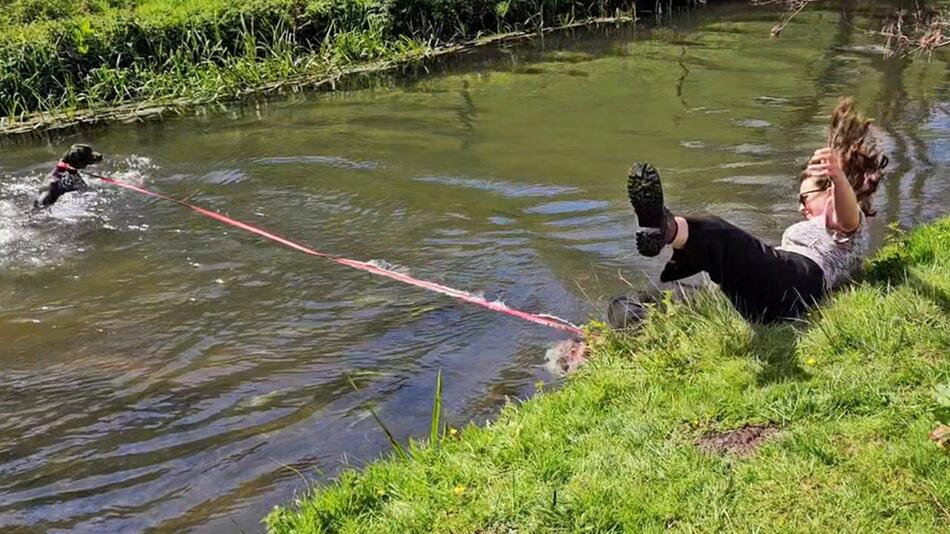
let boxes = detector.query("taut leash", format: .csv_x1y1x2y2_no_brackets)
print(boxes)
82,170,585,338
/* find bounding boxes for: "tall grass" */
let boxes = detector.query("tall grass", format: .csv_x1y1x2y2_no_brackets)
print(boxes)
0,0,643,121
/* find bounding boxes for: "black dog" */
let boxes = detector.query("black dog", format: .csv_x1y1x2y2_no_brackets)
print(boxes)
33,144,103,210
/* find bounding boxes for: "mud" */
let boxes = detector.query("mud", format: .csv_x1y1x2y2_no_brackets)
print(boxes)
697,424,780,456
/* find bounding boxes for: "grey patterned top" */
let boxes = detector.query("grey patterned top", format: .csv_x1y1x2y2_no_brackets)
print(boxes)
777,212,869,290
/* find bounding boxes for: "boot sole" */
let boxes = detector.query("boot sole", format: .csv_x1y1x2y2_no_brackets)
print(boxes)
636,228,666,257
627,163,664,226
627,162,666,257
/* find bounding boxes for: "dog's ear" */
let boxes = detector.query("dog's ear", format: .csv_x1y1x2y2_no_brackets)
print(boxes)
61,145,80,166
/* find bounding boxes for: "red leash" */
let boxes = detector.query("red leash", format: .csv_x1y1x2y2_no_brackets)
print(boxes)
82,170,585,338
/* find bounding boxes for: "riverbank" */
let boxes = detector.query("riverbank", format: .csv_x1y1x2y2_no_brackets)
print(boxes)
267,216,950,532
0,0,701,138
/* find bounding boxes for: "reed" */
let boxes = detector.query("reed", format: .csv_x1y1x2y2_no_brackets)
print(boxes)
0,0,644,121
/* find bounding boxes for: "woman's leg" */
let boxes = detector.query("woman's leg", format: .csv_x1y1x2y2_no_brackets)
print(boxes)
660,216,824,322
627,162,824,323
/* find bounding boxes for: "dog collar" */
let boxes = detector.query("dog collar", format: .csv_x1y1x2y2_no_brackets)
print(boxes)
56,161,78,172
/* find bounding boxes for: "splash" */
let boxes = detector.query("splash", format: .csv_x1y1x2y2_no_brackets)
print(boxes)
109,155,155,186
0,155,155,270
543,339,588,376
366,259,411,275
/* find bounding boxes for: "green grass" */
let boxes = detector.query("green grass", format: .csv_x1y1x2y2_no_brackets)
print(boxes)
0,0,644,124
266,216,950,533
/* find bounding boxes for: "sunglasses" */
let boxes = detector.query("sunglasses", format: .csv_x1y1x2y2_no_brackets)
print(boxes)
799,187,829,206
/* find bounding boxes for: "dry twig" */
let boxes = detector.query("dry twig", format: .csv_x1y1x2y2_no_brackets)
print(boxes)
753,0,949,56
876,6,950,58
751,0,822,38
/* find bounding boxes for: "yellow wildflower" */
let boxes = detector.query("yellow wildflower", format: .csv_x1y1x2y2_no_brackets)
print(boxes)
453,485,466,496
806,357,817,366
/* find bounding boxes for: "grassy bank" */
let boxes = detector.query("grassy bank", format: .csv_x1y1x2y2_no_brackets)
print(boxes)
0,0,667,135
266,216,950,532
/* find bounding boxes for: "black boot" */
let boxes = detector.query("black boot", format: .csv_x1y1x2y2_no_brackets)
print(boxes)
627,163,678,257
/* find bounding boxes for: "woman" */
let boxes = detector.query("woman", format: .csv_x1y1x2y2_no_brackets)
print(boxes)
612,99,888,326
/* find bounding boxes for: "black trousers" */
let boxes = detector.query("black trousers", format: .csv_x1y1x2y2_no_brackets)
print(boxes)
659,216,826,323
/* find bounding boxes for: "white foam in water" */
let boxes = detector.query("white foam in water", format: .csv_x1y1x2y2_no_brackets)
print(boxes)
110,155,155,186
542,340,586,377
366,259,411,275
0,155,157,270
543,342,568,376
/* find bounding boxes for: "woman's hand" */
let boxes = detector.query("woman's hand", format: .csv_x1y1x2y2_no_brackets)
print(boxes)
805,147,846,184
806,147,860,233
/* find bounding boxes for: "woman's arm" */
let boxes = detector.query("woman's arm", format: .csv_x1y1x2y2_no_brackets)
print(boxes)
806,147,860,233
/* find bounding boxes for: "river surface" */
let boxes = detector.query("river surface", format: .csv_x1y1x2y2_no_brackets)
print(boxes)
1,2,947,532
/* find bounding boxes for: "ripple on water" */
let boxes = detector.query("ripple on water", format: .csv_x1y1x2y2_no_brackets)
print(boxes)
523,199,609,215
547,225,628,242
725,143,775,156
754,95,792,106
735,118,772,128
200,169,247,185
254,155,379,170
413,175,580,198
715,175,788,186
543,213,615,228
719,160,770,169
487,216,516,225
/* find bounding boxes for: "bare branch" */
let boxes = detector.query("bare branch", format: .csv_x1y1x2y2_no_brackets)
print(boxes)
751,0,949,57
874,6,949,58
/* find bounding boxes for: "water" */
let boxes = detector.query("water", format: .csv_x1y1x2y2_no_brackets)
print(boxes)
1,2,947,532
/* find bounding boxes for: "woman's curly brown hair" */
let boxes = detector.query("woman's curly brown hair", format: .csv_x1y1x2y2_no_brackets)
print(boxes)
825,98,890,216
801,98,890,216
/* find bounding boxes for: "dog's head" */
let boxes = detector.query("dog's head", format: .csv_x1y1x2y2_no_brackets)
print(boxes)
61,144,103,169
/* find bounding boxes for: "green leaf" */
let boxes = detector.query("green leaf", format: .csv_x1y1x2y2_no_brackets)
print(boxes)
495,1,510,19
347,372,408,461
368,406,408,462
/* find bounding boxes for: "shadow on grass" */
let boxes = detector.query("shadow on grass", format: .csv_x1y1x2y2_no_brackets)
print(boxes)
865,249,950,314
636,282,812,386
749,322,810,386
907,269,950,315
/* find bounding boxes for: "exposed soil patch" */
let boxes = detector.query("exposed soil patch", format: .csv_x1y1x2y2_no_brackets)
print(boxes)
931,425,950,448
697,424,780,457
